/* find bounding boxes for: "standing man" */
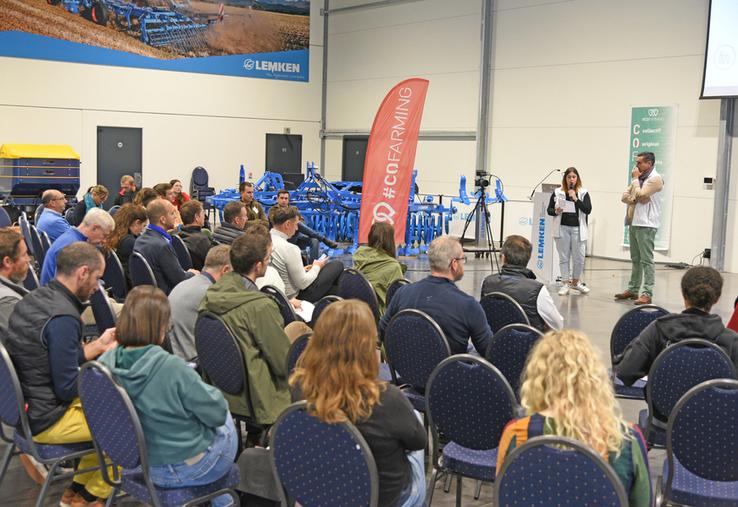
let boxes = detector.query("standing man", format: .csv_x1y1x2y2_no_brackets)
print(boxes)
239,182,268,226
37,190,71,242
616,151,664,305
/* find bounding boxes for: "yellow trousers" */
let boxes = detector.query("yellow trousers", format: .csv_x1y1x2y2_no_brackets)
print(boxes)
33,399,115,499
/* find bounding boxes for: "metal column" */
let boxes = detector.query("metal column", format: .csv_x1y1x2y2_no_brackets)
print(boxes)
319,0,329,173
710,98,735,271
474,0,494,245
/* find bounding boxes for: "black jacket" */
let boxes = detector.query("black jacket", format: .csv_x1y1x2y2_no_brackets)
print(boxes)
481,265,545,331
5,280,84,434
177,226,215,271
614,308,738,387
212,223,243,245
133,228,193,295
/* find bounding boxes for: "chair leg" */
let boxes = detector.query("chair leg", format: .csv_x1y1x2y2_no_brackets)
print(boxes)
35,460,60,507
455,475,462,507
0,444,15,487
474,480,482,500
444,473,451,493
426,468,438,505
105,486,119,506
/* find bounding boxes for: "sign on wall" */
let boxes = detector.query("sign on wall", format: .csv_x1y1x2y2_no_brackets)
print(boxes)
623,105,677,251
0,0,309,81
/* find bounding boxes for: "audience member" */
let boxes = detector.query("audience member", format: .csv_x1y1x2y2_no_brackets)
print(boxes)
177,200,215,270
212,201,248,245
0,229,29,338
98,286,236,507
271,189,338,260
103,203,147,281
497,330,651,507
198,232,291,425
169,245,231,361
353,221,404,314
69,184,108,227
290,300,426,507
41,208,114,285
481,235,563,331
36,189,70,242
379,235,491,355
133,187,159,208
113,175,138,206
169,179,191,211
153,182,174,202
269,206,343,303
133,199,196,295
6,242,117,505
615,266,738,418
239,181,268,226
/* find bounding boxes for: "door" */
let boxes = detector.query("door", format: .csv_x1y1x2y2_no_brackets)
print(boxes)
342,136,368,182
97,127,142,208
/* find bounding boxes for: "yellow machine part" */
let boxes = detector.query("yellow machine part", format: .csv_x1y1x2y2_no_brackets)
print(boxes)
0,144,80,160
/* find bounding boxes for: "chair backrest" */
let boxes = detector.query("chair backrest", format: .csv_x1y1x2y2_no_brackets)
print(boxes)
0,341,24,431
427,355,517,451
23,263,39,291
384,309,451,391
385,278,410,308
18,214,34,257
108,205,120,216
494,435,628,507
39,230,51,252
64,207,75,224
480,292,530,333
33,205,45,225
129,252,157,288
485,324,544,398
647,339,737,424
29,226,45,265
0,207,11,228
270,401,379,507
102,250,128,301
610,304,669,360
261,285,298,325
77,362,146,470
171,234,193,271
90,283,116,335
310,295,342,328
337,269,380,320
665,379,738,494
286,333,311,374
194,312,248,398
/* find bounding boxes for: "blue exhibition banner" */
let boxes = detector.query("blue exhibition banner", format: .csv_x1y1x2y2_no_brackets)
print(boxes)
0,1,310,82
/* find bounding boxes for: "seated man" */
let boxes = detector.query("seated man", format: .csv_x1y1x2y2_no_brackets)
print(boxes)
212,201,248,245
379,235,491,355
481,235,563,332
6,242,117,505
134,199,197,295
36,189,70,242
169,245,231,361
0,228,29,338
240,181,268,227
177,200,215,271
41,208,114,285
272,189,338,259
269,206,343,303
198,232,291,425
113,174,138,206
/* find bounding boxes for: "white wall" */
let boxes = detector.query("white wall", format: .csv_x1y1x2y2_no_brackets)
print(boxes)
0,1,325,194
325,0,728,268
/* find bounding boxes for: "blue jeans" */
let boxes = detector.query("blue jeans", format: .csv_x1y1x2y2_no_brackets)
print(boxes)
148,417,238,507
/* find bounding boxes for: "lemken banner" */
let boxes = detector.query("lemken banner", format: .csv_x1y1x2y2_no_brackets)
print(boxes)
0,1,310,81
359,78,429,245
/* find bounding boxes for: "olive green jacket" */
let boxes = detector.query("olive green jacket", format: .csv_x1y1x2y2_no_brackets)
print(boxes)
198,272,291,424
352,246,404,314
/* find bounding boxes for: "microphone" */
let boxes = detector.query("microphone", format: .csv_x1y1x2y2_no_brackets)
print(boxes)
528,169,561,200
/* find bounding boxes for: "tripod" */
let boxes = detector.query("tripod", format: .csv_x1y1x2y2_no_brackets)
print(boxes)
459,186,500,273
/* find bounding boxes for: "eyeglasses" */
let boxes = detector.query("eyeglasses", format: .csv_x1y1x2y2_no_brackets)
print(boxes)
449,255,467,267
51,197,66,201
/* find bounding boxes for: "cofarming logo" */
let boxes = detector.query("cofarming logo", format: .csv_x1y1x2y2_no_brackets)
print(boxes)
243,58,300,74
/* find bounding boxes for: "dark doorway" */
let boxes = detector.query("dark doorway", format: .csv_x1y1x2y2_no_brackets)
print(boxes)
96,127,142,208
342,136,368,182
266,133,302,174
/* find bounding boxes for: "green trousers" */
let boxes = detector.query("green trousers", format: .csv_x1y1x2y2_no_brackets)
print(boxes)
627,226,657,297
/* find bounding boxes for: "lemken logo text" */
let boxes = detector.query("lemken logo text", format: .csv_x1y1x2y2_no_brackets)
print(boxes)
537,217,545,270
243,58,300,73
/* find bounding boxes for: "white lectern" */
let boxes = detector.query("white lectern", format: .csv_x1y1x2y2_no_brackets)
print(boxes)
527,184,560,284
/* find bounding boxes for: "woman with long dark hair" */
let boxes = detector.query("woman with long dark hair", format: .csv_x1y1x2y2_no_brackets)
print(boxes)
547,167,592,295
290,300,426,506
352,222,404,314
169,179,191,211
103,203,147,277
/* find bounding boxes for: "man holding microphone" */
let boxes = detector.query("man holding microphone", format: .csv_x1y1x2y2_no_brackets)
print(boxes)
615,151,664,305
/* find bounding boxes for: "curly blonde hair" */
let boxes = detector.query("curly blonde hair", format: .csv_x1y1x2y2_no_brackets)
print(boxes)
520,329,630,456
289,299,384,424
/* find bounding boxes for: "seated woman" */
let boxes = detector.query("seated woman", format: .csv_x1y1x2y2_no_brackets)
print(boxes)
169,179,191,211
352,222,404,314
497,329,651,507
99,286,237,507
103,203,147,282
615,266,738,395
290,300,426,507
70,185,108,226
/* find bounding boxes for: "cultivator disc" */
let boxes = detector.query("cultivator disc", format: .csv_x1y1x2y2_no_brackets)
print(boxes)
141,14,207,52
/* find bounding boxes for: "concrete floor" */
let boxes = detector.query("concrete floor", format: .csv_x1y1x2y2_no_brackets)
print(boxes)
1,255,731,506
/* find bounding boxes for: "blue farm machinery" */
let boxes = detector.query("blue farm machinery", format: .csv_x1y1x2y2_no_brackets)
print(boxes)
47,0,222,53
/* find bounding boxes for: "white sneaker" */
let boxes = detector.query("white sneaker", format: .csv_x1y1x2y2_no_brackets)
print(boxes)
573,282,590,294
557,285,570,296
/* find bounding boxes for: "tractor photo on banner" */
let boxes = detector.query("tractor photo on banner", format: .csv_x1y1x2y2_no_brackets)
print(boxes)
359,78,429,245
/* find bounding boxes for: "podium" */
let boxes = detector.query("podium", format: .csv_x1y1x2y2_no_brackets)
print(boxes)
527,184,560,284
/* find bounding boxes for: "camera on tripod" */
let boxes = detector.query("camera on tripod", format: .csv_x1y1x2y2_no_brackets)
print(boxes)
475,172,491,188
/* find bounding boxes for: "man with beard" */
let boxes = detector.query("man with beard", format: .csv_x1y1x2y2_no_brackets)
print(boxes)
0,228,30,338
